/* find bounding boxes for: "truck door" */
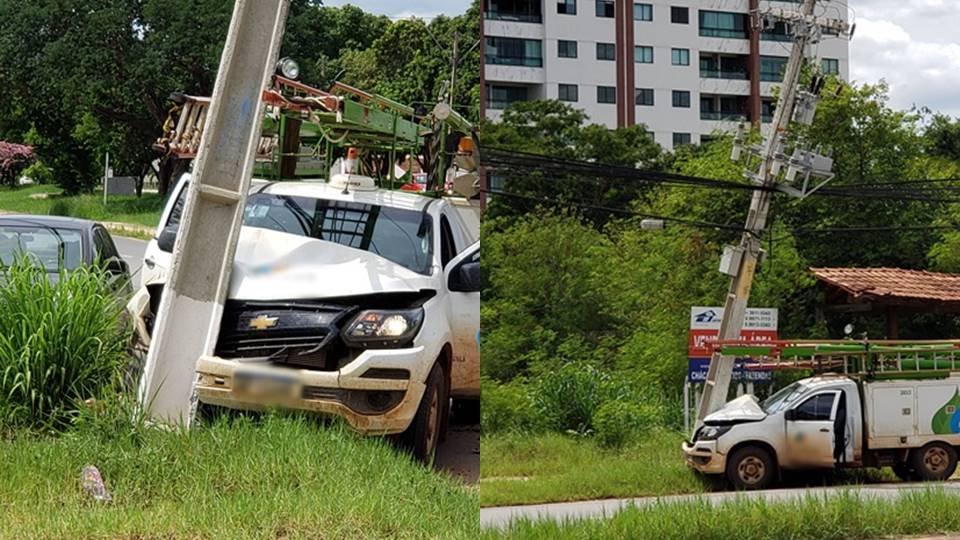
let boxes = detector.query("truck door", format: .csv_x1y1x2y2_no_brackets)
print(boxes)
785,391,840,468
444,240,479,399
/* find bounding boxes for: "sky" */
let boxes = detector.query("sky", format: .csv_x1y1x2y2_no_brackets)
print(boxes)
850,0,960,118
325,1,960,119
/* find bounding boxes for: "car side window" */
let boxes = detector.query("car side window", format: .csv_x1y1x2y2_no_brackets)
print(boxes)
440,215,457,268
166,183,189,229
793,393,836,421
93,227,119,261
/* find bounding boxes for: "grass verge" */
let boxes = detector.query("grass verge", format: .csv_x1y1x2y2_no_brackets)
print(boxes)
0,185,164,228
480,431,903,507
480,430,706,507
0,412,478,539
482,489,960,539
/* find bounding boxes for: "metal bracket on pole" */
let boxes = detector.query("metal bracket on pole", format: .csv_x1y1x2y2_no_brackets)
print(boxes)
137,0,291,427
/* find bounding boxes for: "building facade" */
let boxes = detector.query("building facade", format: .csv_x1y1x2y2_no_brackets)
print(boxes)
481,0,850,150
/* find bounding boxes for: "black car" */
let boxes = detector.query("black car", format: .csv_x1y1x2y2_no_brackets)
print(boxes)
0,215,131,289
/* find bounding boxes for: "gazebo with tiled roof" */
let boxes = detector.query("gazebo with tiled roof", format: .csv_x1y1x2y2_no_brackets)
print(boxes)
810,267,960,339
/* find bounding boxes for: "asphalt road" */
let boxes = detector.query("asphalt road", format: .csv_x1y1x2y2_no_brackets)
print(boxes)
480,481,960,530
114,235,149,288
113,234,480,484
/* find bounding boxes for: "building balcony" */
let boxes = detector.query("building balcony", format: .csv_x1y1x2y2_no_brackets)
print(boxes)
700,111,747,122
484,10,542,24
700,69,748,80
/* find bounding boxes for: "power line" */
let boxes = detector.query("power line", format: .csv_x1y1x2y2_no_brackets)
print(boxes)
484,188,960,236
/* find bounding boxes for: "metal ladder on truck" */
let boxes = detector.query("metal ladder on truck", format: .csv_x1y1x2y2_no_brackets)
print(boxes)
714,339,960,381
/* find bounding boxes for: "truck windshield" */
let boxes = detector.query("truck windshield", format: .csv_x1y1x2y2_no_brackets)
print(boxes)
242,193,434,275
761,381,805,414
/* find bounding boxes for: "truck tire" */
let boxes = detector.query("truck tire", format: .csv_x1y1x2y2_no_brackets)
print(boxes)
911,442,958,481
401,363,446,466
726,446,776,490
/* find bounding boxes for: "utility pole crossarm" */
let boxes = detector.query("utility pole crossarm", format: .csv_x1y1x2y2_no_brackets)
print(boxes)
695,0,851,426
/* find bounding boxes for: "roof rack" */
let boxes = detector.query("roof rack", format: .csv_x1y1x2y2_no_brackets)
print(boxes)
714,339,960,380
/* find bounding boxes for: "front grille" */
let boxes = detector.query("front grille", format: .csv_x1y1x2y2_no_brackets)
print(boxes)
302,386,344,401
215,300,356,370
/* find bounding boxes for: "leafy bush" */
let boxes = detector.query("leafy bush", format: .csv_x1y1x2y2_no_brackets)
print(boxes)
21,160,53,184
48,197,72,217
0,142,34,187
592,399,660,448
0,257,127,430
532,361,632,434
481,377,540,433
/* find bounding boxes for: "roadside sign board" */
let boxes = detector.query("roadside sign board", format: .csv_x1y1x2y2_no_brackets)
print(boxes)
687,306,777,383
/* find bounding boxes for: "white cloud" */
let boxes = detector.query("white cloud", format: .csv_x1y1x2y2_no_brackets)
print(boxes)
850,10,960,117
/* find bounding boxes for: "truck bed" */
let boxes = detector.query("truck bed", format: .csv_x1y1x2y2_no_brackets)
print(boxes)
863,375,960,449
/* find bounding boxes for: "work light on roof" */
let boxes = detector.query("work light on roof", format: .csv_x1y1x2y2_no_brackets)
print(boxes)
276,57,300,80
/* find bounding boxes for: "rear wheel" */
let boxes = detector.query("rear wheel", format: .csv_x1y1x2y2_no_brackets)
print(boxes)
911,442,958,481
726,446,776,490
401,363,446,465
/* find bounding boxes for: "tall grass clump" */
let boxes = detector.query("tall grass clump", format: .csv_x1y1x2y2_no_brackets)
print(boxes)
0,257,127,430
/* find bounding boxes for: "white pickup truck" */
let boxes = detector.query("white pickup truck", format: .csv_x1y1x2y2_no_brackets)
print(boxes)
128,173,479,463
683,374,960,489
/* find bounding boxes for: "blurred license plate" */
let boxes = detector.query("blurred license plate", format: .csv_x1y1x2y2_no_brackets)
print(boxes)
234,371,297,401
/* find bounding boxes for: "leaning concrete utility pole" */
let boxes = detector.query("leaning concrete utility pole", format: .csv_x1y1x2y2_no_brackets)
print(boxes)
696,0,852,423
137,0,290,426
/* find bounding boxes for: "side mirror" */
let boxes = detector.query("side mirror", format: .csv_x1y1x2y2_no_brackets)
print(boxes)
449,260,480,293
157,225,178,253
784,409,796,421
106,257,129,275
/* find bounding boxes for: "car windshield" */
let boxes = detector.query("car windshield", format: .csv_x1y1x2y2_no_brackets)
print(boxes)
0,225,84,271
242,193,434,275
761,381,805,414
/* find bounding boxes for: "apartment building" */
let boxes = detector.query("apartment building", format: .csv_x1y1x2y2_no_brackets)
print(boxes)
481,0,849,150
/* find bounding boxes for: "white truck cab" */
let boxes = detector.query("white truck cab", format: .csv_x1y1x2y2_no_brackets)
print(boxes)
128,173,480,463
683,373,960,489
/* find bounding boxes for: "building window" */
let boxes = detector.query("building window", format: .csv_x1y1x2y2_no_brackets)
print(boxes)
699,10,748,39
671,48,690,66
759,56,788,82
558,40,578,58
634,3,652,21
761,100,776,123
557,0,577,15
761,21,792,42
671,6,689,24
485,36,543,67
673,132,692,146
486,85,528,110
822,58,840,75
635,88,654,106
672,90,691,108
597,42,616,61
595,0,614,18
597,86,617,104
699,54,748,79
486,0,543,23
558,83,579,102
634,45,653,64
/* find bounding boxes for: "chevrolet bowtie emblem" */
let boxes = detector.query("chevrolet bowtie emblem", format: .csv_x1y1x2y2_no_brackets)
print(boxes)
249,315,279,330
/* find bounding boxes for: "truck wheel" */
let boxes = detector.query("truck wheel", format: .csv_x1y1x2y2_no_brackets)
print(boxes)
726,446,776,490
401,363,446,466
911,442,958,481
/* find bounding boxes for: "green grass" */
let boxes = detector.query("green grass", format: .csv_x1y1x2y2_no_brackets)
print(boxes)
0,185,164,228
480,431,903,507
481,430,707,507
0,412,478,539
482,489,960,539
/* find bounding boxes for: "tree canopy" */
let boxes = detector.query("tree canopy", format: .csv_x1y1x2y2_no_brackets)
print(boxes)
0,0,479,194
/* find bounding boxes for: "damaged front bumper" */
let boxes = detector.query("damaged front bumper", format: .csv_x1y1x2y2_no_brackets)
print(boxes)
681,439,726,474
195,346,428,435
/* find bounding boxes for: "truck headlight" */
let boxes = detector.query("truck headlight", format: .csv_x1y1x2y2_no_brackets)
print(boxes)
342,308,424,349
696,425,732,441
